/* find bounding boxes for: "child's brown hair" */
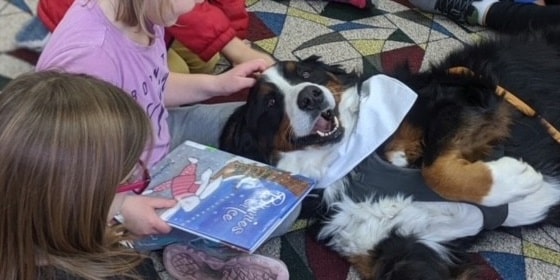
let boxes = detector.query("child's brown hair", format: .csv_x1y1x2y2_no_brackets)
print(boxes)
0,71,152,280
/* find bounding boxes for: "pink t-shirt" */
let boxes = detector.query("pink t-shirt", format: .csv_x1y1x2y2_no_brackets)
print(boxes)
36,0,170,168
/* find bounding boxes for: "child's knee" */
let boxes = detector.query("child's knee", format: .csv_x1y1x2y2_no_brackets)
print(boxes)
170,41,219,74
167,48,191,74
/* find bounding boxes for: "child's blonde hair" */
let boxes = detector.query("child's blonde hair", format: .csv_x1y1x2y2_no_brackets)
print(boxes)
0,71,152,280
114,0,173,38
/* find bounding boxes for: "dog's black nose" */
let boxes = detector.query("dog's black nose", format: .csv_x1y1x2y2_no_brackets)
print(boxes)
297,85,324,111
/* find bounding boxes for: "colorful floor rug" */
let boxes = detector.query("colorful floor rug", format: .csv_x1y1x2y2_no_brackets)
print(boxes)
243,1,560,280
2,0,560,279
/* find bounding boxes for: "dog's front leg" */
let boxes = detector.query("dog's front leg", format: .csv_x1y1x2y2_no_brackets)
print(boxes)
422,151,543,206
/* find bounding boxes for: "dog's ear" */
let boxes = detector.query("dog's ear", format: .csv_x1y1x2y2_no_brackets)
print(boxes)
219,105,273,164
301,55,322,63
308,56,360,87
230,130,264,162
327,64,359,89
336,68,360,89
220,105,254,154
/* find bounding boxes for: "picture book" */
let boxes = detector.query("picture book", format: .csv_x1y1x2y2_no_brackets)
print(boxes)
135,141,316,253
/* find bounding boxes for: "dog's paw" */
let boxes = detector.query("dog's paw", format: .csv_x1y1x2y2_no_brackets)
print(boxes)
386,150,409,167
481,157,543,206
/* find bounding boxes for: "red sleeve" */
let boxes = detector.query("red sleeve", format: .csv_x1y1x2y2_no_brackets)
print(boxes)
37,0,74,32
211,0,249,39
165,0,249,62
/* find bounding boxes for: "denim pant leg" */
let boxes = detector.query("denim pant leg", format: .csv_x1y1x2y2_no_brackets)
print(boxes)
167,102,243,150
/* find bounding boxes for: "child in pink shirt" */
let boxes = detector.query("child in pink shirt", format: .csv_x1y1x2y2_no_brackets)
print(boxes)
37,1,290,279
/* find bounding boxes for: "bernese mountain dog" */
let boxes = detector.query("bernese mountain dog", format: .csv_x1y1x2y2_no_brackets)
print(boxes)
219,29,560,279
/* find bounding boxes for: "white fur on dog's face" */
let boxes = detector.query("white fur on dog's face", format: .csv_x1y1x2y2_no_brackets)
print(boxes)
262,67,338,138
273,84,360,184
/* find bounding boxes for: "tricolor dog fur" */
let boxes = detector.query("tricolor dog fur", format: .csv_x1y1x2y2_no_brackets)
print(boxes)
219,29,560,279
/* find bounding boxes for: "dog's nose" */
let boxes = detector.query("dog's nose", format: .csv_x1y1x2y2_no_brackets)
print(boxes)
297,85,324,111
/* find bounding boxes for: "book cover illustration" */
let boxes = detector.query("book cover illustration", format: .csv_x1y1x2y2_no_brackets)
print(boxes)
143,141,316,253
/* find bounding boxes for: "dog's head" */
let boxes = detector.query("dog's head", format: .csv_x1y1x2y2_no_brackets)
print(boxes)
220,56,359,165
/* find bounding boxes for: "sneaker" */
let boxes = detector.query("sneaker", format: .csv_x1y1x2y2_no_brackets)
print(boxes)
163,243,289,280
222,254,290,280
434,0,478,23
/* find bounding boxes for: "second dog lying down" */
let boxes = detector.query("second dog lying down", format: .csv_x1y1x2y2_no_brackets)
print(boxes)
219,29,560,279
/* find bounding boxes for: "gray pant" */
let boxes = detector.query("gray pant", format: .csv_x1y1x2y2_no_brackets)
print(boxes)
166,102,301,238
167,102,243,149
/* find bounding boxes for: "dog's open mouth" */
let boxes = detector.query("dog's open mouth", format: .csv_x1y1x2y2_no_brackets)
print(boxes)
294,108,344,147
313,109,340,137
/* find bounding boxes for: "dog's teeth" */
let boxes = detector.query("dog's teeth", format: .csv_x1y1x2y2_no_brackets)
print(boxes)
317,130,333,137
316,117,340,137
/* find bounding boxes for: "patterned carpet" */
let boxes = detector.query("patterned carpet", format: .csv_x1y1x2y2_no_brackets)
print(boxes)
2,0,560,279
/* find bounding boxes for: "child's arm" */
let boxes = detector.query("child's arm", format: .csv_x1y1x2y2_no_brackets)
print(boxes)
222,37,275,67
166,0,248,62
163,59,268,107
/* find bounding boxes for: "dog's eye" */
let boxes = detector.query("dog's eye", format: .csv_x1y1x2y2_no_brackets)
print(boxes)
267,98,276,107
302,71,311,79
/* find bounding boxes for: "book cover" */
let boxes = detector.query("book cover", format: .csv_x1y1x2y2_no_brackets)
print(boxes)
137,141,316,253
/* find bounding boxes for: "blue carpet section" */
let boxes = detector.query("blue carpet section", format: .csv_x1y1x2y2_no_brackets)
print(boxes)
482,252,526,280
16,16,49,43
0,75,10,90
253,12,286,36
8,0,32,14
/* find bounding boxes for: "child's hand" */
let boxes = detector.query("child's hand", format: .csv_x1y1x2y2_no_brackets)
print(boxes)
119,195,177,236
216,59,269,95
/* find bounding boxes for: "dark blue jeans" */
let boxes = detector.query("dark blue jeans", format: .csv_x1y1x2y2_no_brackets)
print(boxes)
486,0,560,33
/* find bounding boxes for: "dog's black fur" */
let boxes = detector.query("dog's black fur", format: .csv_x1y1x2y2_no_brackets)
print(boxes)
391,29,560,174
381,29,560,207
219,29,560,279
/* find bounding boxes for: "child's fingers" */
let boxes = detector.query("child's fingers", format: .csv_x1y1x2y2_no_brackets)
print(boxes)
149,197,177,209
152,219,173,234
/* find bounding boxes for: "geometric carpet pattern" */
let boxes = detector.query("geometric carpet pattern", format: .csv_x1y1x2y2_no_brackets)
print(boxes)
2,0,559,279
0,0,40,89
247,2,560,279
246,0,488,76
245,3,560,278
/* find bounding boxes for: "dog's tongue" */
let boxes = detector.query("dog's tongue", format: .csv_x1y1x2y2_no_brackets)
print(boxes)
313,116,332,133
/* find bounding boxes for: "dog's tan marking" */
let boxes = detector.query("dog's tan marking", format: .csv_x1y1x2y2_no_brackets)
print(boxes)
257,83,275,98
422,104,513,203
422,150,493,203
450,103,512,162
284,61,297,74
273,114,297,152
383,121,424,164
326,75,345,104
348,255,378,280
